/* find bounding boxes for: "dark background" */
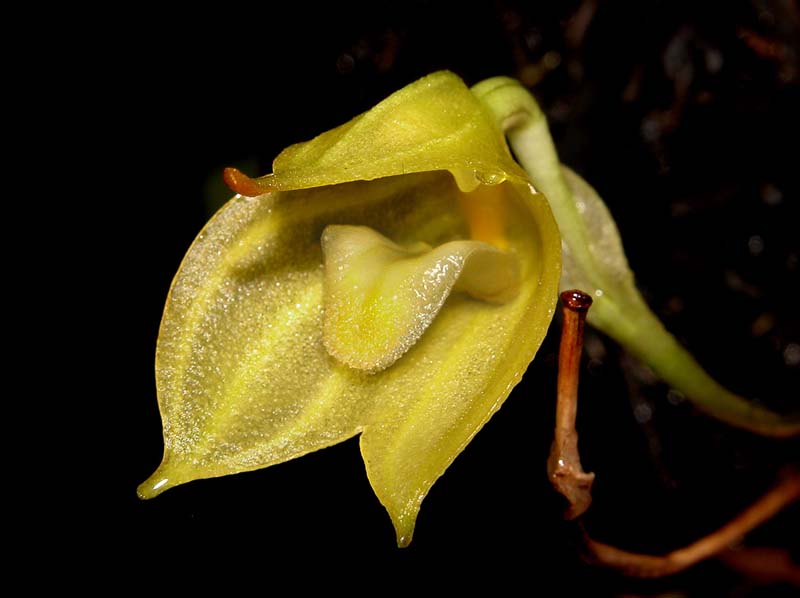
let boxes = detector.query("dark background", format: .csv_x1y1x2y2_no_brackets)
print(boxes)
60,0,800,594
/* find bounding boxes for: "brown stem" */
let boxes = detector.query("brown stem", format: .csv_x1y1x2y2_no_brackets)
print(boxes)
548,292,799,579
548,289,595,519
581,468,800,578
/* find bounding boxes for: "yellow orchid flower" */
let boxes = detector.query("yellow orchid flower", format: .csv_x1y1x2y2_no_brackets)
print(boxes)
137,71,562,546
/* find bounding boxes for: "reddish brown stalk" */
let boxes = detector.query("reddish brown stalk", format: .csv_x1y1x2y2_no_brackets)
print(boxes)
581,468,800,579
548,289,595,519
548,289,800,580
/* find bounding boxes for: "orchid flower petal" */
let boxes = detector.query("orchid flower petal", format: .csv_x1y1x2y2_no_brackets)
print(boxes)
322,224,519,372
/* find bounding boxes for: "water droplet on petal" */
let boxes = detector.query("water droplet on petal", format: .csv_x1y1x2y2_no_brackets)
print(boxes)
475,171,500,185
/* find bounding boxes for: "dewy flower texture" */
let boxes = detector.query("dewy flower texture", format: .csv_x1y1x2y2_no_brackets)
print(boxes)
137,71,561,545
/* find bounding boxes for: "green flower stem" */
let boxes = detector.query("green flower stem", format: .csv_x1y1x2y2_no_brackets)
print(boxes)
472,77,595,273
615,303,800,437
474,76,800,438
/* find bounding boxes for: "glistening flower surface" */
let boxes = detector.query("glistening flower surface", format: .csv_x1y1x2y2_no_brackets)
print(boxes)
138,71,561,545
